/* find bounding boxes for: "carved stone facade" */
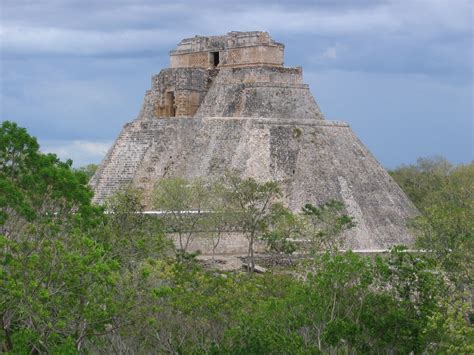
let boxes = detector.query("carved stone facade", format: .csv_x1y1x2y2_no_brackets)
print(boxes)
139,31,289,119
137,68,218,119
170,31,284,69
91,32,418,251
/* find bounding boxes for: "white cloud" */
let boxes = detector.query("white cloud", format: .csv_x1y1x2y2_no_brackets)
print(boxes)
1,0,471,55
195,1,472,38
1,0,471,169
322,46,338,60
0,26,182,55
41,140,112,167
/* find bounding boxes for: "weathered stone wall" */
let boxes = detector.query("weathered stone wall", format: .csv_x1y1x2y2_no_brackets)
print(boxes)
170,31,284,69
170,52,212,69
91,116,417,250
89,120,154,203
91,31,417,253
169,232,265,255
210,66,303,85
171,31,281,54
219,45,283,68
136,65,320,121
195,67,323,119
136,68,216,119
170,46,284,69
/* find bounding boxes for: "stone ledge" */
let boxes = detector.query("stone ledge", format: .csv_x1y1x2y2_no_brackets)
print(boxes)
216,83,309,89
202,116,350,127
137,116,349,128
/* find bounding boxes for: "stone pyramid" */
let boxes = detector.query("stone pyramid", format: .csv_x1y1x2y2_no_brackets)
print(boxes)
90,31,417,250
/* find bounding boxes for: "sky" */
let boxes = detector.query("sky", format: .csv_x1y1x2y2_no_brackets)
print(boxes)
0,0,472,168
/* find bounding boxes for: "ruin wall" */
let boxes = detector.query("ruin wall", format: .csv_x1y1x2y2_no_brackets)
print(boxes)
90,116,417,250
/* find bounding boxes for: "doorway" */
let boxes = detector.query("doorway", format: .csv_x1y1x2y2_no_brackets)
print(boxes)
212,52,220,67
166,91,176,117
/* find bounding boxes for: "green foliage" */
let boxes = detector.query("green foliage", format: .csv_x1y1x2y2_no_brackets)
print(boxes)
0,121,99,231
213,250,446,354
391,157,474,351
390,157,473,281
2,231,120,352
390,156,454,208
2,123,471,353
424,294,474,353
75,163,98,180
0,121,116,352
262,203,300,255
102,187,171,267
201,180,241,257
0,122,169,353
302,200,356,253
292,127,302,138
392,159,473,281
153,177,209,253
411,163,473,288
154,177,209,212
223,173,283,272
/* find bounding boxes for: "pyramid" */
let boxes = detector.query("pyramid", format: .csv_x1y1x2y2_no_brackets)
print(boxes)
90,31,417,250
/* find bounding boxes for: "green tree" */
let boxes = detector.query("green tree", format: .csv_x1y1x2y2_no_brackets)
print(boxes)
303,251,373,351
366,247,445,353
410,163,474,288
389,156,453,209
0,121,118,352
75,163,98,181
202,180,240,259
102,187,171,268
301,200,355,254
391,157,473,350
0,121,99,238
3,123,470,353
153,177,209,255
424,294,474,353
262,203,300,258
223,174,283,273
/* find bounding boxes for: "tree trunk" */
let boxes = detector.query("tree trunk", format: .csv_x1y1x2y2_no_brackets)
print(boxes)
250,233,255,274
1,320,13,352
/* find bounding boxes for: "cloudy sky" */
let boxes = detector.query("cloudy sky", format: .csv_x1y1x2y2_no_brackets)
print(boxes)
1,0,472,167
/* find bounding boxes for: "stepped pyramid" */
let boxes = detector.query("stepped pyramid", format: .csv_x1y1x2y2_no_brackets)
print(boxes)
90,31,417,250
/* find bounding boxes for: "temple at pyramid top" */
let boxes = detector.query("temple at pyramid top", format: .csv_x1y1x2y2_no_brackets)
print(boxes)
169,31,285,69
138,31,323,120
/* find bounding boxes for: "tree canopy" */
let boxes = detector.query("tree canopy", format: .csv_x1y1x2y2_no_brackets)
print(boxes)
1,122,472,353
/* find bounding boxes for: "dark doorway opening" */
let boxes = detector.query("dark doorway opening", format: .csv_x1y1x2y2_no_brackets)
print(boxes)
166,91,176,117
212,52,220,67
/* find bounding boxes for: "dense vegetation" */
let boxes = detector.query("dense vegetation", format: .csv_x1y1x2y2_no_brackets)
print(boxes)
1,121,472,353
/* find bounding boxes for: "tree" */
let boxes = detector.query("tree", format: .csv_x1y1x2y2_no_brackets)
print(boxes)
3,123,470,353
0,121,99,239
102,187,170,268
302,251,374,351
424,293,474,353
0,122,174,353
301,200,355,254
261,203,300,260
389,156,453,209
201,180,239,259
0,121,118,352
223,174,282,273
75,163,98,181
410,163,474,288
153,177,209,255
391,157,474,352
